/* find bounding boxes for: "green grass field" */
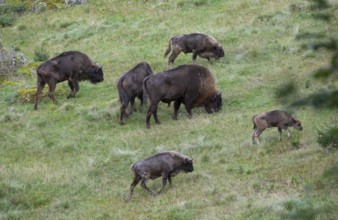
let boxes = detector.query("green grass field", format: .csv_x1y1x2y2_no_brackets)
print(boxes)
0,0,337,219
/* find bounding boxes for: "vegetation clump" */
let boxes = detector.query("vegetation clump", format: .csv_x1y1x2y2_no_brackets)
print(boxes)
317,125,338,150
16,86,65,103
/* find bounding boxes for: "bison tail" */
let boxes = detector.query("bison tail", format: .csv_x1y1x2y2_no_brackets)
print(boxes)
117,77,128,104
129,164,135,173
252,115,257,130
142,76,151,104
163,40,172,58
145,62,154,76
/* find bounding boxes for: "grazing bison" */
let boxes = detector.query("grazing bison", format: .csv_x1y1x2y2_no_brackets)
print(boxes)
163,33,224,67
128,151,193,201
143,64,222,128
117,61,154,125
34,51,104,110
252,110,303,145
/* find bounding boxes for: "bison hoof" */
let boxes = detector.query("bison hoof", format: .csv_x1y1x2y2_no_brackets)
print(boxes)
67,94,75,99
119,121,125,125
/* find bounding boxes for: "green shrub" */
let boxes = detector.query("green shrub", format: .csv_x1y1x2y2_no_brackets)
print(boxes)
33,47,49,62
0,4,27,27
0,15,15,27
317,125,338,150
17,24,27,31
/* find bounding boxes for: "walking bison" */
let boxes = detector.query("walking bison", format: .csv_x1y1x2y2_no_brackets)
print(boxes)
117,62,153,125
34,51,104,110
164,33,224,67
128,151,193,201
252,110,303,145
143,64,222,128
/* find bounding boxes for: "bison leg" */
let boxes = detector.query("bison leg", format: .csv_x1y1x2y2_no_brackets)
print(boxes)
287,128,291,140
46,78,58,105
173,100,182,120
146,104,156,128
67,81,79,98
138,94,144,107
128,175,141,201
128,96,136,116
192,52,198,63
168,175,173,188
157,176,168,194
184,104,193,119
253,128,265,145
153,105,161,125
168,47,181,67
119,101,129,125
34,76,46,110
252,130,256,145
141,179,156,196
278,128,283,141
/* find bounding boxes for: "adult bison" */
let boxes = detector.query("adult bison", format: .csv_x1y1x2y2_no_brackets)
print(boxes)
117,61,153,125
34,51,104,110
164,33,224,67
252,110,303,145
128,151,193,201
143,64,222,128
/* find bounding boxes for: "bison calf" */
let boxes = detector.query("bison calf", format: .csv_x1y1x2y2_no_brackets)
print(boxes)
34,51,104,110
164,33,224,67
128,151,193,201
117,62,153,125
143,64,222,128
252,110,303,145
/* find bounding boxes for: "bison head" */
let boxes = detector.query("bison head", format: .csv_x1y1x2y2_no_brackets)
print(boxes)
213,45,224,59
182,158,194,173
292,119,303,131
208,91,222,113
89,66,104,84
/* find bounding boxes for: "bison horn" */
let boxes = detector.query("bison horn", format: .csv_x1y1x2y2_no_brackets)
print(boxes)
217,90,222,95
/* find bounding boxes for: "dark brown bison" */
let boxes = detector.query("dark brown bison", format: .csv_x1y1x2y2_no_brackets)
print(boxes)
143,64,222,128
128,151,193,201
34,51,104,110
117,62,153,125
164,33,224,66
252,110,303,145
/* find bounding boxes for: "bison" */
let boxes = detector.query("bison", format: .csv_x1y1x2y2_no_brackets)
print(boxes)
163,33,224,67
128,151,193,201
143,64,222,128
252,110,303,145
34,51,104,110
117,62,154,125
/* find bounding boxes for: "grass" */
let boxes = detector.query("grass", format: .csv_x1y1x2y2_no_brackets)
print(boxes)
1,0,338,219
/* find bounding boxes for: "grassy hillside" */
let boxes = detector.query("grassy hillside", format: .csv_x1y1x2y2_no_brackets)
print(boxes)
0,0,337,219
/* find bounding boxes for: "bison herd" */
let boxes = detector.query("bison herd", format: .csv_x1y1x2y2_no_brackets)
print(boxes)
33,32,303,200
